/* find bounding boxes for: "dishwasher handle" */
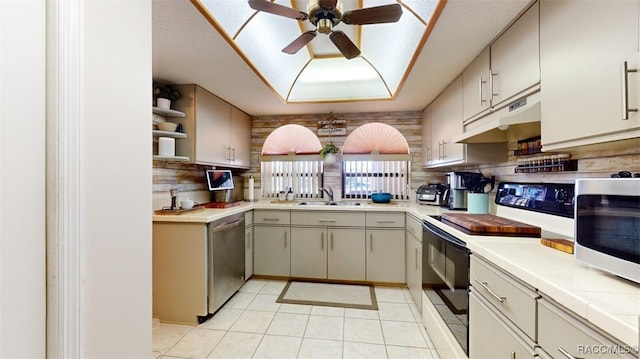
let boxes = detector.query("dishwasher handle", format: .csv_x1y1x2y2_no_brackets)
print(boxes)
212,218,244,232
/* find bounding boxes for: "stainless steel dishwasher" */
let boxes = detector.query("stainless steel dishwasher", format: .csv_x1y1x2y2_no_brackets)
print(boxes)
208,212,245,314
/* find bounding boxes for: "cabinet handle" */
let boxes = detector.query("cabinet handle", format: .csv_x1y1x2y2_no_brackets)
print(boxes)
318,219,337,223
510,351,516,359
557,347,584,359
415,248,419,270
479,76,487,105
441,141,447,159
284,231,288,248
321,232,324,250
263,218,280,222
232,147,236,161
474,279,506,303
246,232,251,248
370,234,373,251
622,61,638,120
489,68,498,99
376,220,396,224
330,232,334,250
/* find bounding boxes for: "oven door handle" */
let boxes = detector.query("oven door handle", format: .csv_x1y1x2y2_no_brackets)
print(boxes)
474,279,506,303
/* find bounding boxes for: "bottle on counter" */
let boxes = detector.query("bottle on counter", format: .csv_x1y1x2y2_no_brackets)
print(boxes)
286,187,294,201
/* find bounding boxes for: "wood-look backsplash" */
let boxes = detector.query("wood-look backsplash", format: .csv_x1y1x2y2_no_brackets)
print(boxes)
153,111,640,202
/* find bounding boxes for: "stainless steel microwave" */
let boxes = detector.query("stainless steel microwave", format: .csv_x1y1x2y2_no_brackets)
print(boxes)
574,178,640,284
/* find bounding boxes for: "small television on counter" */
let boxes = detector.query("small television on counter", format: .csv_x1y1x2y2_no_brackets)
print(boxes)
205,169,234,191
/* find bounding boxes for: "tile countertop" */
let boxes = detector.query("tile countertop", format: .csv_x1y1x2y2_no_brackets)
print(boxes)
152,200,640,348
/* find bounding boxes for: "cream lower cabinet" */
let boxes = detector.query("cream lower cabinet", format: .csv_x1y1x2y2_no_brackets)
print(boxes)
366,229,405,283
405,214,422,307
469,255,539,357
290,211,366,281
253,210,291,277
469,290,537,359
327,228,366,281
244,211,253,280
291,227,327,279
253,225,290,277
366,212,405,283
536,298,636,359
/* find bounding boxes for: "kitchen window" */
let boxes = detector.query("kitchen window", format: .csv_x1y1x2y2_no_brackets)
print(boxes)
342,157,411,200
261,158,324,199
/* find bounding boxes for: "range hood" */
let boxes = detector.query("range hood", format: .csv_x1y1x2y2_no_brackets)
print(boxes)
453,92,541,143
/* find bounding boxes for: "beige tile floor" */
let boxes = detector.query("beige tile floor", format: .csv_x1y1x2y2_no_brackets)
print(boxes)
153,278,440,359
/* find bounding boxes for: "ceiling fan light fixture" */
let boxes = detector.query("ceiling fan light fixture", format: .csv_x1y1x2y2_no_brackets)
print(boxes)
317,18,332,34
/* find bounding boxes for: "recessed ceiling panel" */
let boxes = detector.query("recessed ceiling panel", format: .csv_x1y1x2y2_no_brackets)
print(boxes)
289,57,389,101
235,11,310,97
361,4,424,93
195,0,440,103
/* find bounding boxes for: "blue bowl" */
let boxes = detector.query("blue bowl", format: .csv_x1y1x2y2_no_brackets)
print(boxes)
371,192,392,203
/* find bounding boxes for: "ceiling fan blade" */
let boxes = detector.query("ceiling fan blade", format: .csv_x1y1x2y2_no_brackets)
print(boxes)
282,31,317,54
342,3,402,25
318,0,338,11
248,0,309,21
329,31,361,59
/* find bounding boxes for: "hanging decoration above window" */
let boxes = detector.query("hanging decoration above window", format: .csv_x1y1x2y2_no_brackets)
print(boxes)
261,124,322,155
317,112,346,136
342,122,410,154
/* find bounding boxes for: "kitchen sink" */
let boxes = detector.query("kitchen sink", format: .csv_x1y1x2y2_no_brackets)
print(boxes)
297,201,364,206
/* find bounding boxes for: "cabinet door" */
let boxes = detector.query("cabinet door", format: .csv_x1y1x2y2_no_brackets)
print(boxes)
540,0,640,150
194,86,231,165
405,233,422,307
327,228,366,281
430,77,464,166
462,47,491,120
490,2,540,106
366,229,405,283
538,298,634,359
291,227,327,279
230,106,251,168
469,291,536,358
253,225,290,277
245,226,253,279
421,106,433,166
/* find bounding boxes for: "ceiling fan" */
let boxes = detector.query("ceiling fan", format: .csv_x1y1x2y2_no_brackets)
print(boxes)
248,0,403,59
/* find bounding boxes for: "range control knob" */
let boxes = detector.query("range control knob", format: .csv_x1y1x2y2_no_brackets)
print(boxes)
555,189,574,204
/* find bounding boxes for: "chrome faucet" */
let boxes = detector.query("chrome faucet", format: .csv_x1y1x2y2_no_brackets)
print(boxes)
321,187,334,203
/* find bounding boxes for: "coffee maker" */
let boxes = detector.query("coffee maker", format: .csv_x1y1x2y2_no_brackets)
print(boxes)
443,171,477,210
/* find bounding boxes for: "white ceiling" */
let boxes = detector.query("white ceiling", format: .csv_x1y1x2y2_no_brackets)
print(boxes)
152,0,533,116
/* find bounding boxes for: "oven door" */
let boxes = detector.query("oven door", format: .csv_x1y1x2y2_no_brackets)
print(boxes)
422,220,470,355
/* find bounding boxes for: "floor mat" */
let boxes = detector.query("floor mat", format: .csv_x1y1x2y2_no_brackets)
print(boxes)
276,281,378,310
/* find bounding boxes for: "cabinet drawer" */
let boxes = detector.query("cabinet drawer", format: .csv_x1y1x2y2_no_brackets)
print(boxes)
405,214,422,241
291,211,365,227
366,212,405,228
538,298,634,359
244,210,253,226
253,210,290,225
470,255,539,340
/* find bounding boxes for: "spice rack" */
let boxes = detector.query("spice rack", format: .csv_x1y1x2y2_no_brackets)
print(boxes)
515,154,577,173
514,136,542,155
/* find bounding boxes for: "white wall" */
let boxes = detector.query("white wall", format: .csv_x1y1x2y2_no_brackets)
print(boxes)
44,0,152,356
81,0,153,356
0,0,47,357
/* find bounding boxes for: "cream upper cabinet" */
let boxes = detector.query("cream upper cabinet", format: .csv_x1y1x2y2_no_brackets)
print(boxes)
489,1,540,107
462,48,491,120
462,2,540,122
173,84,251,168
421,106,433,166
540,0,640,151
230,106,251,168
430,77,465,167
